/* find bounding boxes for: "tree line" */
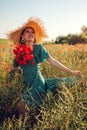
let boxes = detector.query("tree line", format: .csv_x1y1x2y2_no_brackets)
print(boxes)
55,26,87,44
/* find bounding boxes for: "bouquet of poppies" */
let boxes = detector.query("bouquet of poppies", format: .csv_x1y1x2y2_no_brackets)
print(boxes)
13,44,35,66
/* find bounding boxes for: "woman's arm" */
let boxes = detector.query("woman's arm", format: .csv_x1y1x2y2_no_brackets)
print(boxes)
46,56,81,76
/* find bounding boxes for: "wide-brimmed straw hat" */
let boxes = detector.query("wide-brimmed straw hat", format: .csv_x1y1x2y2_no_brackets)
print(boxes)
7,17,48,44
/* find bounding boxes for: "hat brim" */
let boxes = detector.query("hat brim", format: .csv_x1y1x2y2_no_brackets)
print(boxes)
7,17,48,44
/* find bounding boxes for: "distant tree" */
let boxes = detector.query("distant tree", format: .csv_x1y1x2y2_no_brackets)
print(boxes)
68,34,85,45
81,25,87,33
80,25,87,43
55,36,68,44
55,25,87,44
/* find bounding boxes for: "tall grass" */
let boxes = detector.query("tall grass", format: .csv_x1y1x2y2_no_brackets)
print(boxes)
0,42,87,130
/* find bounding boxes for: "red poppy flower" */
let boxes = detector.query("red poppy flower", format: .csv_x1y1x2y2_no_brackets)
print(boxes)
13,44,35,66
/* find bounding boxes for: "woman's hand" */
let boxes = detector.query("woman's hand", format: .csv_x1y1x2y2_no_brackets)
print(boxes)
71,70,82,77
11,67,23,74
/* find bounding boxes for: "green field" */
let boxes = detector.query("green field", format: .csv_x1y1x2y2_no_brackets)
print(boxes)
0,38,9,44
0,42,87,130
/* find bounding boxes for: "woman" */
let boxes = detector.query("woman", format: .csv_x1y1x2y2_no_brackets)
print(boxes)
8,17,81,117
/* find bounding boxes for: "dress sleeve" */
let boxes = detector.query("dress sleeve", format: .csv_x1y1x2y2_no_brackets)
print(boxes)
35,44,50,63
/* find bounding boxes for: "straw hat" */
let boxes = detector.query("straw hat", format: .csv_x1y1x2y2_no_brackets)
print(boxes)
7,17,48,44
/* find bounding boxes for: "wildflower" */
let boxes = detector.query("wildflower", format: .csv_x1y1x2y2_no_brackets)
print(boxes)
6,66,11,72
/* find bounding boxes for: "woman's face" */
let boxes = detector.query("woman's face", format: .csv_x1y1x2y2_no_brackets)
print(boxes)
21,27,35,43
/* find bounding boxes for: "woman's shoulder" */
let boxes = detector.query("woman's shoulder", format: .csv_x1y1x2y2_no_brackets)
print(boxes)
34,44,42,48
34,44,43,51
33,44,50,62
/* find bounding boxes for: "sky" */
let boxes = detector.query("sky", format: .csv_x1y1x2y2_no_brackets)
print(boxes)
0,0,87,40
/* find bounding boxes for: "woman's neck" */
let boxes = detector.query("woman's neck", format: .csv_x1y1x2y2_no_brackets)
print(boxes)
25,41,33,46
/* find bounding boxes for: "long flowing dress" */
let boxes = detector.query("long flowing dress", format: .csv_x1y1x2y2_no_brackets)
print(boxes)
13,44,76,107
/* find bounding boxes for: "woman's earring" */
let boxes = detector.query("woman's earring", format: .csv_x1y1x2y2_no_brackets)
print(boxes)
21,38,25,44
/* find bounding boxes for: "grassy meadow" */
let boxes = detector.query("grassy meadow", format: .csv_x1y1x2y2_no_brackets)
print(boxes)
0,39,87,130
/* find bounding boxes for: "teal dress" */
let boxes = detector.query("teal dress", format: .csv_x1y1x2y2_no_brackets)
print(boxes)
18,44,74,107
